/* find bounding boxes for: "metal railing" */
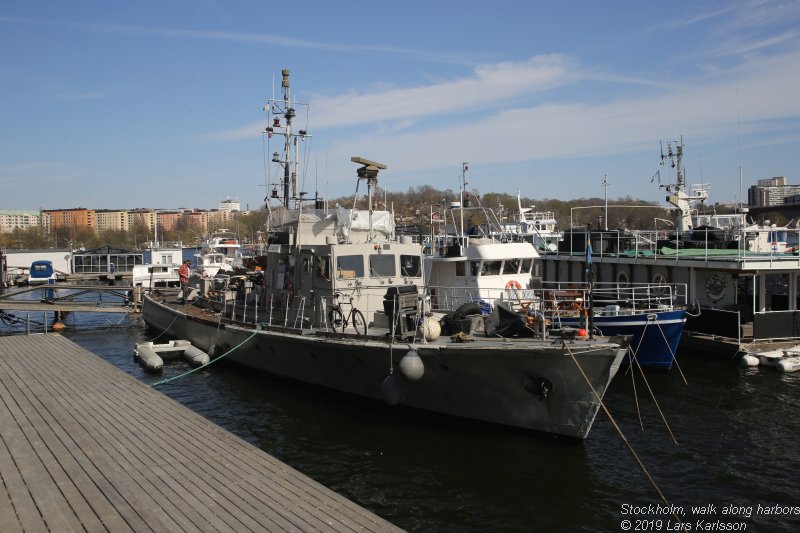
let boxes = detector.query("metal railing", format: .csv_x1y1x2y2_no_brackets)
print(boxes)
548,226,800,264
426,281,687,316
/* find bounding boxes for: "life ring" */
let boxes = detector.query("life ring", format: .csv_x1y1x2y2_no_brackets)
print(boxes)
505,279,523,300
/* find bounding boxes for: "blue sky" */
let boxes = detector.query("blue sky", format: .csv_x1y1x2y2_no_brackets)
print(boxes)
2,1,799,211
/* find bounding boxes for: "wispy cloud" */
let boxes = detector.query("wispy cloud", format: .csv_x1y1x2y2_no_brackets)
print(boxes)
294,47,800,189
710,30,799,57
210,55,669,141
661,5,737,29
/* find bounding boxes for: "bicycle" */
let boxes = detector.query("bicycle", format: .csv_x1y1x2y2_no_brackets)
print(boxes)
327,292,367,335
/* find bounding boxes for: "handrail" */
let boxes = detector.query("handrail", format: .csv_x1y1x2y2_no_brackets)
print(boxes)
426,281,687,315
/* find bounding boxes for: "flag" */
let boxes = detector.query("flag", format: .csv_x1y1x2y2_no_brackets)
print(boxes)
463,162,469,173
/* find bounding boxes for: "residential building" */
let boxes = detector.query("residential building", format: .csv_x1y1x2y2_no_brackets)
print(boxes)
0,210,40,233
219,198,240,212
157,212,181,232
183,210,209,234
128,210,157,231
42,208,95,232
95,210,130,232
207,209,236,230
748,177,800,207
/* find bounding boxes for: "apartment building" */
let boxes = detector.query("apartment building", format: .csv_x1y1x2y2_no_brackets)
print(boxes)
748,177,800,207
95,210,130,232
0,210,40,233
42,208,96,232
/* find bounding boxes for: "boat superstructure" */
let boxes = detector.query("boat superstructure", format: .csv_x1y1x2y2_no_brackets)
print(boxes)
199,229,242,264
132,243,183,289
28,260,57,285
498,192,562,252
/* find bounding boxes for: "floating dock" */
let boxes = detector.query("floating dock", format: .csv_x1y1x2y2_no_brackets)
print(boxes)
0,334,401,532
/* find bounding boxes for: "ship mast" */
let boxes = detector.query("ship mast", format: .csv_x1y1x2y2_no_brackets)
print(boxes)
263,69,310,209
659,136,708,232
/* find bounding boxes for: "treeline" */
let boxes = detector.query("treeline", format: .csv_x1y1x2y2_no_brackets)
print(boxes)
333,184,674,231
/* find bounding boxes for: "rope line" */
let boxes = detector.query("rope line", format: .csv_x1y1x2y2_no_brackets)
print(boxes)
656,321,688,386
563,340,686,530
630,349,643,432
150,325,261,387
629,346,679,445
147,312,179,343
622,320,679,443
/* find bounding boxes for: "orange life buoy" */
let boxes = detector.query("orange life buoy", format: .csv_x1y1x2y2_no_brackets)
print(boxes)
505,279,522,290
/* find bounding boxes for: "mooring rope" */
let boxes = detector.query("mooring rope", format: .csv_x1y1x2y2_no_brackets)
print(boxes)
147,312,179,343
620,320,679,443
150,325,261,387
655,321,688,386
563,340,686,530
630,349,643,432
629,347,679,445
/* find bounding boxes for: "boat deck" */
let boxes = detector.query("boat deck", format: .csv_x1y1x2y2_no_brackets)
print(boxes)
0,334,401,532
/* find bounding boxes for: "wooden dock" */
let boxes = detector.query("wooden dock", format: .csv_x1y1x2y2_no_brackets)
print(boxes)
0,334,402,532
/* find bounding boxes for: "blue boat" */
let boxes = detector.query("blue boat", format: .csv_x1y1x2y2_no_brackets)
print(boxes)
543,282,688,370
552,308,687,370
28,260,57,285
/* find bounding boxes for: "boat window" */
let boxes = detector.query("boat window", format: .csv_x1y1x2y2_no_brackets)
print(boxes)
455,262,465,277
470,261,480,277
400,255,421,277
521,258,533,274
316,255,331,279
370,254,396,277
504,258,521,274
336,255,364,279
274,258,289,289
481,261,502,276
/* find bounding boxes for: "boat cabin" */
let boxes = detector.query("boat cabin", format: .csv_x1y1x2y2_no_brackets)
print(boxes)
28,260,57,285
249,158,426,333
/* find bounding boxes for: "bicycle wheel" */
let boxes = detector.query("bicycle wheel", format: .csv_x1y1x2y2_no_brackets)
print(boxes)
328,307,344,332
351,309,367,335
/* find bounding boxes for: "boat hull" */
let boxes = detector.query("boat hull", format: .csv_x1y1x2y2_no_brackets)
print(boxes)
142,295,626,439
552,310,686,370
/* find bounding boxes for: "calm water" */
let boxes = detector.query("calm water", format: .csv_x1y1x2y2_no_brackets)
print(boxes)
2,303,799,532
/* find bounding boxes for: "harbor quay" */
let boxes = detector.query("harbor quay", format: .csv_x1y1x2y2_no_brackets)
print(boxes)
0,334,402,532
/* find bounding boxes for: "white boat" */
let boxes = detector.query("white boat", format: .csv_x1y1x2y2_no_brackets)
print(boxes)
142,70,628,439
131,244,184,289
195,252,234,279
199,229,245,268
425,173,685,370
741,344,800,372
498,192,562,252
28,260,58,285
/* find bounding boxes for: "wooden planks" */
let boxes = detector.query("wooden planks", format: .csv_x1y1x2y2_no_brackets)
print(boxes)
0,334,403,532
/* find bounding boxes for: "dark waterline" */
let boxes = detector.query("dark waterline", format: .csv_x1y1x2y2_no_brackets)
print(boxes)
2,307,799,532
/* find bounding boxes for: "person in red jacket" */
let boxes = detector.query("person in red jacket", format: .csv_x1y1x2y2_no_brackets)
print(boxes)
179,259,191,304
